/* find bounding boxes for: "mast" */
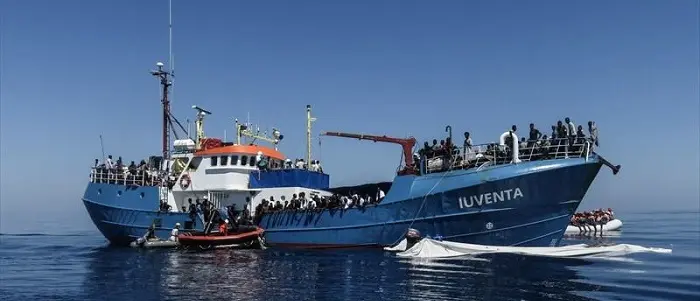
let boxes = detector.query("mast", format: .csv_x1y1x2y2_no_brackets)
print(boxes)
306,105,316,167
150,62,173,160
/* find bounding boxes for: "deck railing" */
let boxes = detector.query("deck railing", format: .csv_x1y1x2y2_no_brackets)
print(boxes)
89,167,163,186
423,137,593,174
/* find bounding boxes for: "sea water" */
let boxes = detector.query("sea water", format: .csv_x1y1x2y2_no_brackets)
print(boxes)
0,211,698,301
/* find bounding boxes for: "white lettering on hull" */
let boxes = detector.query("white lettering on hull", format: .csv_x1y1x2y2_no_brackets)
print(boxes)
458,188,524,209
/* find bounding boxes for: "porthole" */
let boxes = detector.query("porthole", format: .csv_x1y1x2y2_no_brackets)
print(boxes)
140,192,145,199
117,191,123,197
97,189,102,195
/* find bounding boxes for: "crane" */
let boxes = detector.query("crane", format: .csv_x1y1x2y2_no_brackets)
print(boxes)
320,131,418,175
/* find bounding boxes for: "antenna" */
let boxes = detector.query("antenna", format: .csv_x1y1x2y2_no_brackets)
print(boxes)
99,135,106,164
306,105,317,168
150,61,173,160
168,0,174,104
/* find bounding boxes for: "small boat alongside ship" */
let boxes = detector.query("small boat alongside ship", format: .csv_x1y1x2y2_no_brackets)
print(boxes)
81,62,622,249
177,226,264,250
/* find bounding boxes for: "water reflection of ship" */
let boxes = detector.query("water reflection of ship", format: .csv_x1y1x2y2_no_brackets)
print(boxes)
400,255,602,301
82,247,168,300
82,248,605,300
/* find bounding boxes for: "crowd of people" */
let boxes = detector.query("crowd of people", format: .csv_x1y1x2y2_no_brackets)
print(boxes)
284,158,324,172
569,208,615,236
253,188,387,223
417,118,600,173
91,155,163,186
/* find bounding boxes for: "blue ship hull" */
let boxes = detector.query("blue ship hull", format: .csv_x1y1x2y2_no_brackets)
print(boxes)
82,157,602,248
258,157,602,248
82,185,200,245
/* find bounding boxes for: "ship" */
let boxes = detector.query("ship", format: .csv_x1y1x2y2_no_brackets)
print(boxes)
82,62,621,248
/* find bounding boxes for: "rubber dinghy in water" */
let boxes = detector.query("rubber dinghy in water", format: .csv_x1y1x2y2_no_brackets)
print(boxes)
129,238,179,249
394,238,671,259
565,219,623,234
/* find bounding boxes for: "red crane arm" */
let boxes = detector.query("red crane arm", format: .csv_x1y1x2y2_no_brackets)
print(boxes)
321,131,417,168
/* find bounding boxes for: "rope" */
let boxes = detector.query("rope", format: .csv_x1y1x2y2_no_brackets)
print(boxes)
387,155,458,247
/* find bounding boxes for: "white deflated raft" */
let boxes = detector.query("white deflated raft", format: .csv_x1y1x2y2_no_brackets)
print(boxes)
395,238,671,259
384,239,408,252
565,219,623,234
129,239,179,249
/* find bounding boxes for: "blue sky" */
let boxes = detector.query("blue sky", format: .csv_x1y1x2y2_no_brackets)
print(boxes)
1,0,698,229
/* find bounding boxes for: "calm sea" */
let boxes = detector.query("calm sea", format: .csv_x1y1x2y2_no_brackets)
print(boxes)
1,211,698,301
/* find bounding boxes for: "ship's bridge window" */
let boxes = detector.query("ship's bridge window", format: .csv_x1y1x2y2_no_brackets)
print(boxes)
211,156,218,166
231,155,239,165
220,155,228,166
241,156,248,166
250,156,257,167
188,157,202,171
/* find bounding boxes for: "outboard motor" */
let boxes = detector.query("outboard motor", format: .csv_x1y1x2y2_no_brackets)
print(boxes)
405,228,422,250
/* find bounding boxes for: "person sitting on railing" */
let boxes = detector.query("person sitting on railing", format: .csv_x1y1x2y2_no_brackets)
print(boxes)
318,196,326,209
588,121,599,147
341,196,351,209
274,200,283,211
307,197,317,210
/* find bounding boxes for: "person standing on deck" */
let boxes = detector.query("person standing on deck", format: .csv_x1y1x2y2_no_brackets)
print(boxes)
528,123,542,148
188,199,197,227
462,132,472,160
169,223,180,241
565,117,576,145
588,121,599,147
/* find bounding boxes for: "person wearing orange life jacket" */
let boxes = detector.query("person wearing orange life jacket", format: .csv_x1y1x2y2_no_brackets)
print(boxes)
219,219,229,235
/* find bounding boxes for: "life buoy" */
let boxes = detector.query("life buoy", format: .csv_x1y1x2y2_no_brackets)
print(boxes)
180,174,191,189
